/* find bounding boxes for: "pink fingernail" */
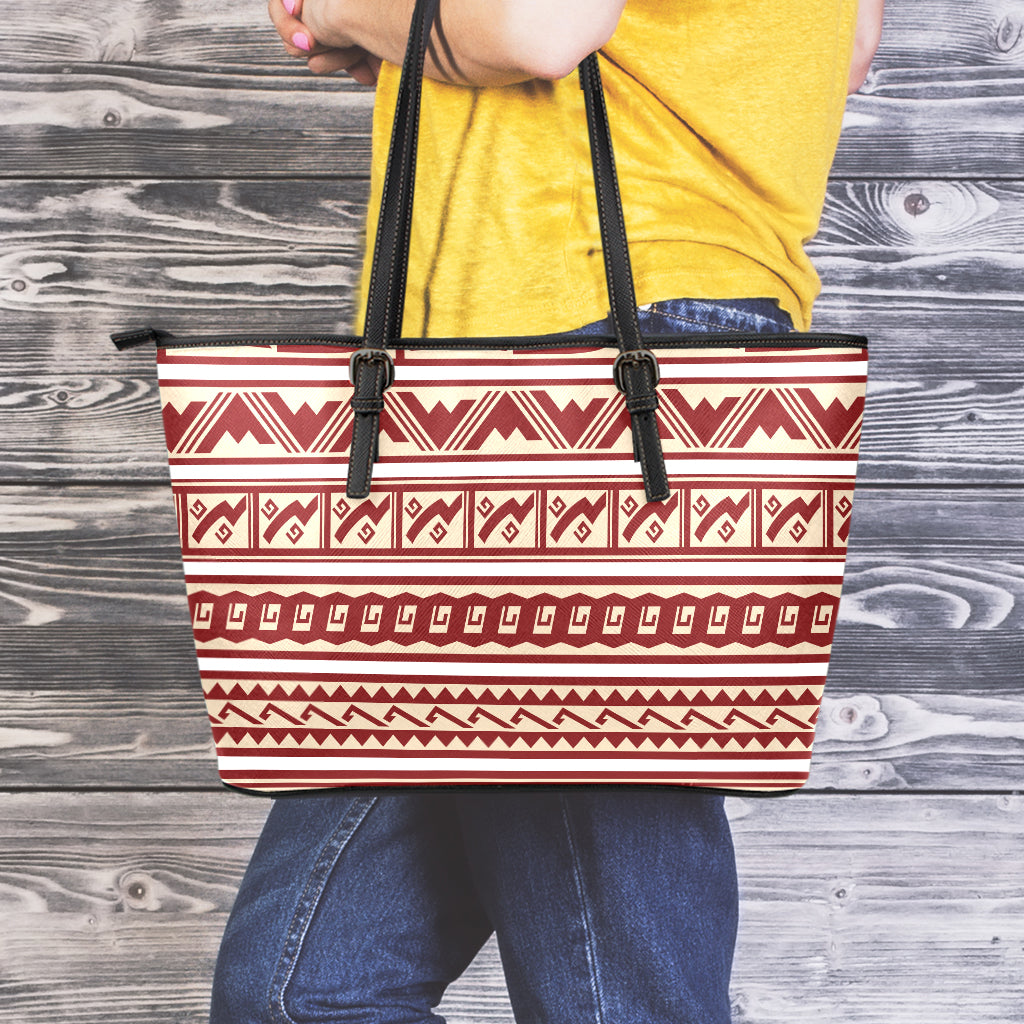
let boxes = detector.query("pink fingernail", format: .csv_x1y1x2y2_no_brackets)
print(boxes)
283,0,296,12
292,31,312,51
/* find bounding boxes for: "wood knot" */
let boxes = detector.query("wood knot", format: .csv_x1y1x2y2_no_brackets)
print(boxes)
903,193,930,217
103,109,122,127
996,15,1022,53
11,280,26,292
119,870,157,910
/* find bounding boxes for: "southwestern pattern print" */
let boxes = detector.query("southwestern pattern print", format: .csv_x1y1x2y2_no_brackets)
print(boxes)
158,342,867,791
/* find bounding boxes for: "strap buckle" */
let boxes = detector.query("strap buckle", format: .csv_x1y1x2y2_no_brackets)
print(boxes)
612,349,660,394
348,348,396,391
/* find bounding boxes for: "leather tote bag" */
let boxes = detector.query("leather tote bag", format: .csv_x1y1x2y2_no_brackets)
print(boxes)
113,0,868,792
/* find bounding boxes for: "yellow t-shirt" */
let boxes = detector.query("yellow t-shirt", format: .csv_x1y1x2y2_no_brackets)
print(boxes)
357,0,857,334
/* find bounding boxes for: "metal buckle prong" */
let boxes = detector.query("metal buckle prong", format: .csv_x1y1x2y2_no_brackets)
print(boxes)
612,349,660,394
348,348,396,391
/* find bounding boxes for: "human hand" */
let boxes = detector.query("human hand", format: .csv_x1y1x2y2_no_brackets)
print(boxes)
268,0,382,85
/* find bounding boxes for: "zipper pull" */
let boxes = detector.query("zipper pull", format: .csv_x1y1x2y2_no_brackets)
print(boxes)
110,327,176,350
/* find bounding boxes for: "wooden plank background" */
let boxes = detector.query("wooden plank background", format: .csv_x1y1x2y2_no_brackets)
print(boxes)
1,0,1022,1021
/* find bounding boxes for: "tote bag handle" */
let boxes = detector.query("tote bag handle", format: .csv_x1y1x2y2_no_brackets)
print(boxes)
347,0,668,502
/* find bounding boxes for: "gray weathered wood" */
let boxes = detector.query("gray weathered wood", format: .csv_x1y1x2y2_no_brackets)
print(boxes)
0,67,376,177
1,792,1021,1024
0,0,297,68
725,792,1024,1024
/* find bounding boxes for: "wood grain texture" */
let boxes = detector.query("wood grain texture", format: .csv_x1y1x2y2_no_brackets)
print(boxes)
725,792,1024,1024
0,0,290,68
0,178,368,372
5,299,1022,376
836,70,1024,177
871,0,1024,68
0,791,258,1024
0,66,375,177
1,792,1021,1024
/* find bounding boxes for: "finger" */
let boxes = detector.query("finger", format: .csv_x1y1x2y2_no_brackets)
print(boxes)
343,58,378,86
268,0,321,55
306,47,378,83
282,31,336,60
267,0,297,39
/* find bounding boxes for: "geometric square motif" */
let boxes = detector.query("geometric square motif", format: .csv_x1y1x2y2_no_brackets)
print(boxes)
472,489,537,550
762,488,824,551
402,491,465,551
498,606,521,634
707,605,730,635
534,606,556,634
464,605,487,633
777,605,800,634
184,491,250,552
331,492,394,551
810,604,834,634
689,489,753,550
257,491,321,551
673,606,695,633
325,604,349,631
395,605,417,633
292,603,315,631
742,605,765,634
638,605,661,635
831,488,856,549
361,605,384,632
545,490,609,550
567,606,592,634
192,602,215,629
225,602,247,630
430,605,452,633
602,606,626,634
616,490,680,549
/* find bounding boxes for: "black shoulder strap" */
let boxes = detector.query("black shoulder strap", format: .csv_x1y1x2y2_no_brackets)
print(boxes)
347,0,668,501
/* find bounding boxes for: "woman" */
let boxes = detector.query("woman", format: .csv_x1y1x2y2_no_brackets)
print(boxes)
211,2,883,1021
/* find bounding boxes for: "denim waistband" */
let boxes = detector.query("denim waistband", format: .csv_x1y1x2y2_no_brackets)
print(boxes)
565,297,793,338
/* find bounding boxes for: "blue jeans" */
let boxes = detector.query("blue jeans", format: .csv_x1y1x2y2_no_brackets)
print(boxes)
210,297,793,1024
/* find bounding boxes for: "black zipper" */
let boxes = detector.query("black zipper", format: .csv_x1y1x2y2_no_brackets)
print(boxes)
112,327,868,353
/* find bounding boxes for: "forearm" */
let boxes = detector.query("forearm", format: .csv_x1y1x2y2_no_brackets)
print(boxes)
848,0,884,93
300,0,627,85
